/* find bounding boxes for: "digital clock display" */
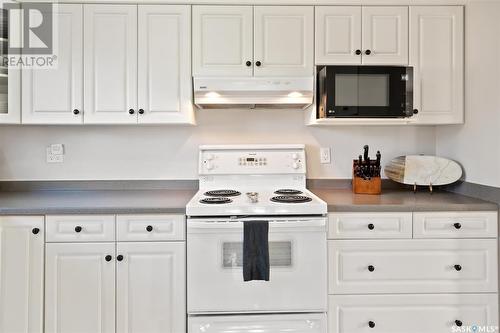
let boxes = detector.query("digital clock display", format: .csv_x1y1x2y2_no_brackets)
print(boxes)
246,158,255,162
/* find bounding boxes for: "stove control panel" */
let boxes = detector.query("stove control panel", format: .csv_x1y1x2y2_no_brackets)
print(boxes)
199,146,306,175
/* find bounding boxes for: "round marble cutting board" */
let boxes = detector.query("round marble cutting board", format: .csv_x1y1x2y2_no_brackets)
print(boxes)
384,155,463,186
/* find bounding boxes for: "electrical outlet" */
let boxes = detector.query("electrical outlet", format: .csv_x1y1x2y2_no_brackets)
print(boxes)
46,147,64,163
320,147,331,164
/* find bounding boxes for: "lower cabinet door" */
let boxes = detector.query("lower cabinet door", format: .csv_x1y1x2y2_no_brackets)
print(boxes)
189,313,327,333
0,216,44,333
116,242,186,333
45,243,116,333
329,294,499,333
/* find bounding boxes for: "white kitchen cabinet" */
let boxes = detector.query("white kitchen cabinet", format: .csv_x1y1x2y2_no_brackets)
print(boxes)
254,6,314,77
84,5,138,124
409,6,464,124
0,1,21,124
22,4,83,124
138,5,193,124
0,216,44,333
329,294,498,333
329,239,498,294
315,6,407,65
328,212,412,239
315,6,362,65
362,6,408,65
116,242,186,333
193,5,313,77
192,6,253,77
45,242,116,333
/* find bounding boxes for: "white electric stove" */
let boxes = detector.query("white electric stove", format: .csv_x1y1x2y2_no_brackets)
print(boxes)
187,145,327,333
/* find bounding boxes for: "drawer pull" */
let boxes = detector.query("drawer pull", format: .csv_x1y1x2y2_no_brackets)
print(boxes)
146,225,153,232
32,228,40,235
453,222,462,229
368,321,376,328
117,255,124,262
455,320,463,327
74,226,82,233
454,264,462,271
105,255,112,262
367,223,375,230
367,265,375,272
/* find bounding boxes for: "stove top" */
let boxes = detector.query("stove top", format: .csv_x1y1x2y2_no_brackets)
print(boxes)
204,190,241,197
188,188,326,216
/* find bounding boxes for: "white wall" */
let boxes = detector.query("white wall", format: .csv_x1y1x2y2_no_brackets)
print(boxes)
436,1,500,188
0,110,436,180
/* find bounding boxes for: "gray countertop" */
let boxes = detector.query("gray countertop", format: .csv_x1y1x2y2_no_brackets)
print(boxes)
0,187,496,215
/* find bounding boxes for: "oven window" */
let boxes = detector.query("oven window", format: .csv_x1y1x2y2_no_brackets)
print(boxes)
335,74,390,107
222,242,292,268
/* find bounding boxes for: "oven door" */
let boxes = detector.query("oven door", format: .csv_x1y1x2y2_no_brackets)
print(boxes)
318,66,413,118
187,217,327,314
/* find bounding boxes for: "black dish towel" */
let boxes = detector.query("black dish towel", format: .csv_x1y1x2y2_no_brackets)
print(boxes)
243,221,270,281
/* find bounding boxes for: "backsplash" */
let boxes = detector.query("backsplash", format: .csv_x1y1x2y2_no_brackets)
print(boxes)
0,109,436,181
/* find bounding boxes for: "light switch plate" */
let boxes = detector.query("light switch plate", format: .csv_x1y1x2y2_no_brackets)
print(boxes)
320,147,331,164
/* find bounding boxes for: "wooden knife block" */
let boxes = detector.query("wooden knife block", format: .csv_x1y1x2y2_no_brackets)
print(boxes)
352,160,382,195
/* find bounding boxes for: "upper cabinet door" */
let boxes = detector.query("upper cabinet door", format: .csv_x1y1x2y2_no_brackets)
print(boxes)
22,4,83,124
254,6,314,77
84,5,137,124
315,6,362,65
45,243,116,333
138,5,193,124
0,2,20,124
0,216,44,333
362,6,408,65
116,242,186,333
192,6,253,77
410,6,464,124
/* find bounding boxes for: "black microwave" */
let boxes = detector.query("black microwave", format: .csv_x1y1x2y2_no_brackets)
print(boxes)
317,66,415,118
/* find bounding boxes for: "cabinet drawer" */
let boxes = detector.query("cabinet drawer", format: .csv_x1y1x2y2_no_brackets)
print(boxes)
328,239,498,294
414,211,498,238
46,215,115,242
328,213,412,239
116,214,185,241
328,294,499,333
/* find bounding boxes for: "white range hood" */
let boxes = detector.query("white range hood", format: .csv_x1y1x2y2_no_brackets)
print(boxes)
193,77,314,109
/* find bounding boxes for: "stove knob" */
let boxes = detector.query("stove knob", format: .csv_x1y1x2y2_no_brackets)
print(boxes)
206,153,214,160
292,153,299,160
292,162,300,169
206,162,214,170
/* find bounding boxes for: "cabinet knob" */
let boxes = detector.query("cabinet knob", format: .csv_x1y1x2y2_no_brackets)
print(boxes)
454,222,462,229
355,49,362,55
455,320,463,327
246,61,252,67
365,50,372,55
256,61,262,67
368,321,376,328
146,225,153,232
105,255,112,262
74,226,82,233
32,228,40,235
138,109,144,115
73,109,80,115
117,255,124,262
367,223,375,230
454,264,462,271
129,109,135,115
368,265,375,272
413,109,419,114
